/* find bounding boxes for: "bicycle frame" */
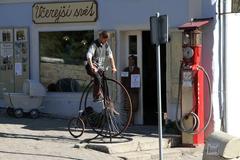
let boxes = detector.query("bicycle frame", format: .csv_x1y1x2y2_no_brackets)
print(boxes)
78,80,93,117
78,70,109,117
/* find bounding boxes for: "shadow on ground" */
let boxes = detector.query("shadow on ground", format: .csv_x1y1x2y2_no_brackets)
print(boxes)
0,107,180,142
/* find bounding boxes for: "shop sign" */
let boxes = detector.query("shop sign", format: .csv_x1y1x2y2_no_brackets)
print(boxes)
32,1,98,24
232,0,240,13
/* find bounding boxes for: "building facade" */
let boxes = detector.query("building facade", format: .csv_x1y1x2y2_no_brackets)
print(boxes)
0,0,239,138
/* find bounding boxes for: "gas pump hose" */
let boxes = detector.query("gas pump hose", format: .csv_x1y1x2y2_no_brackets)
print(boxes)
175,63,213,135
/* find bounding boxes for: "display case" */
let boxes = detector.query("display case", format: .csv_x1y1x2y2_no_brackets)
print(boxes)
0,27,29,97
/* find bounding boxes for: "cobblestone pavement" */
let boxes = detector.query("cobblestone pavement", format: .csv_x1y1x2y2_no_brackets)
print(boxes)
0,108,121,160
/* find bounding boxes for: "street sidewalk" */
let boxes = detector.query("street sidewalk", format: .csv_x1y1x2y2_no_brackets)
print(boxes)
0,108,122,160
0,108,203,160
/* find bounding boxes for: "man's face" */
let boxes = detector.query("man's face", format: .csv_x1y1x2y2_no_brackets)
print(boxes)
129,58,135,66
100,35,108,44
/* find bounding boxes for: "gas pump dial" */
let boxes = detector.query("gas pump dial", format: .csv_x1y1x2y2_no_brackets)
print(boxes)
183,47,194,59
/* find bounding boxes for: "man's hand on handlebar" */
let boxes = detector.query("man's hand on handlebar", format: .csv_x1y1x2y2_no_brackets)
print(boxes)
112,67,117,74
91,63,98,73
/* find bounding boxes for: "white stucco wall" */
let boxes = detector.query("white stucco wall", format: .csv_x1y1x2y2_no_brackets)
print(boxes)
225,3,240,137
97,0,189,29
202,0,240,137
0,3,32,26
201,0,222,136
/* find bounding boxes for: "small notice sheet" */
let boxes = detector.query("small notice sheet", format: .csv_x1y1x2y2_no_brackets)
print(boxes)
131,74,140,88
15,63,22,76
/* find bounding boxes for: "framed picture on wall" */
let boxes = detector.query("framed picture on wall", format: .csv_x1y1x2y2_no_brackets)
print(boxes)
14,28,28,42
0,28,13,42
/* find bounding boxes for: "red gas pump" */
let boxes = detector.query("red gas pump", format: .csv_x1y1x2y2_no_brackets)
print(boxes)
176,20,212,145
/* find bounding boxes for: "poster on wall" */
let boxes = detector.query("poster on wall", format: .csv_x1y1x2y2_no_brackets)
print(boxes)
0,29,14,57
14,28,28,42
15,62,23,76
14,27,29,91
0,43,13,57
0,29,13,43
131,74,141,88
14,27,29,76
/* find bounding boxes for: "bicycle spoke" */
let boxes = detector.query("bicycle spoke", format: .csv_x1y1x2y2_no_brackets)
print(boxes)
84,78,132,138
106,111,113,136
94,112,106,133
108,111,120,134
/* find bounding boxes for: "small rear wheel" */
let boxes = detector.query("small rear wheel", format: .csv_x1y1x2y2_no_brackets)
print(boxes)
14,108,24,118
68,117,85,138
30,109,39,119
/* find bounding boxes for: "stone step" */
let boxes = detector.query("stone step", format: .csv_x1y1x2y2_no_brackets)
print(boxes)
113,147,204,160
113,148,182,160
85,135,180,154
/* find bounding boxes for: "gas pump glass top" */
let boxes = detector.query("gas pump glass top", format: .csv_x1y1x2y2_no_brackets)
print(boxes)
183,33,190,45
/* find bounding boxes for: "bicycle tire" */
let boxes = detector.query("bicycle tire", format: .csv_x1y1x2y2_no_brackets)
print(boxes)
84,78,132,138
68,117,85,138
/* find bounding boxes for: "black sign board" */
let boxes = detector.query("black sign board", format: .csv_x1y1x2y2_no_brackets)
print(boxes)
150,15,168,45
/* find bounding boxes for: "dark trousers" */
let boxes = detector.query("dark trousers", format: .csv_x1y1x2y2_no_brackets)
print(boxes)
85,64,102,98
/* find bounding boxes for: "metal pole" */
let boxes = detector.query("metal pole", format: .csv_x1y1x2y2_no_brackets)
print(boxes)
156,12,163,160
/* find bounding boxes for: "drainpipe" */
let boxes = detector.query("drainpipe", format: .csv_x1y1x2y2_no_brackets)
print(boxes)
218,0,227,132
222,0,227,132
222,0,231,133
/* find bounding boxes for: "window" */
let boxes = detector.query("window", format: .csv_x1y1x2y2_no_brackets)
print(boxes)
39,31,94,92
128,35,137,55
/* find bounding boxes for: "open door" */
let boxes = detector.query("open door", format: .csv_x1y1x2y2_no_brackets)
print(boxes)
142,31,166,125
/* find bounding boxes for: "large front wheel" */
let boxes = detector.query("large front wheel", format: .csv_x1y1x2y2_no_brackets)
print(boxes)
84,79,132,138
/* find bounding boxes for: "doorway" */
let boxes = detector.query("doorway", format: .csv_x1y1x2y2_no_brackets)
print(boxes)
142,31,166,125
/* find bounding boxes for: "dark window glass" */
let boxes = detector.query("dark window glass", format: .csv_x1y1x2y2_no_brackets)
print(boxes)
129,35,137,55
39,31,94,92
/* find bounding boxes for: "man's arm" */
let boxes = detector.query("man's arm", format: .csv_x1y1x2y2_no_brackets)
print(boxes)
87,58,97,72
86,44,98,72
109,56,117,73
106,44,117,73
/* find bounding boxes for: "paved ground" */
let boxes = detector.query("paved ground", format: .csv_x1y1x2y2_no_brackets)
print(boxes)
0,108,122,160
0,108,204,160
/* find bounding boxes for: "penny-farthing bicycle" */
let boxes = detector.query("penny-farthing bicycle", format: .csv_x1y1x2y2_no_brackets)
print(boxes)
68,69,132,141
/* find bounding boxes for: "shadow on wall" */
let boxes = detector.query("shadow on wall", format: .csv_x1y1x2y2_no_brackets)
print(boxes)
201,0,217,139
